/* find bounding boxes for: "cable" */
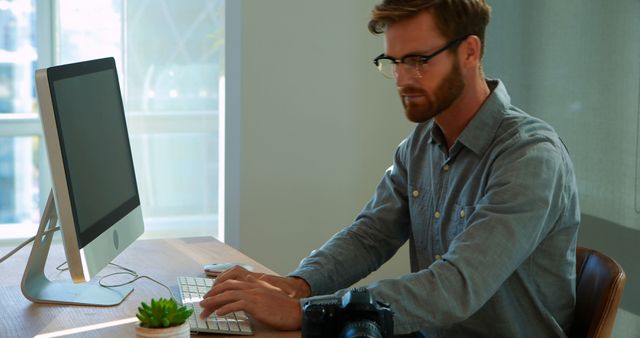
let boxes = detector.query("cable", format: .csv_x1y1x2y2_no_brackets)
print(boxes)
57,260,175,300
0,226,61,264
98,264,176,300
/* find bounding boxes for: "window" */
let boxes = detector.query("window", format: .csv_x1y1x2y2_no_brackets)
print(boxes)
0,0,40,239
0,0,224,241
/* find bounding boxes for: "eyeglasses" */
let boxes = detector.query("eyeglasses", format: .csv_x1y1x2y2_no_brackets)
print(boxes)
373,36,468,79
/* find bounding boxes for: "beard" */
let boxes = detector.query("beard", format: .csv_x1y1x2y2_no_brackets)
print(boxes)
399,59,465,123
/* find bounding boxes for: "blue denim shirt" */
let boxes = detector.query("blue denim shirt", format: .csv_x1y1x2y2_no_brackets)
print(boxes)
290,80,580,337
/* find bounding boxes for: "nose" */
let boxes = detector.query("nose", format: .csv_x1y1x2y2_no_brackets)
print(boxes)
394,65,414,87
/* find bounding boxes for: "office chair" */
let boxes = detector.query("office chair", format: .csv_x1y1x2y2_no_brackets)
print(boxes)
569,246,626,338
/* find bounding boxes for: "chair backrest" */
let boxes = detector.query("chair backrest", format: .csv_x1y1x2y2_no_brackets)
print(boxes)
569,246,626,338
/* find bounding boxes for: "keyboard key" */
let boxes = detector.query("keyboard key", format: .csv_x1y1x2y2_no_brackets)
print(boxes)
205,317,219,330
214,317,229,331
238,319,252,333
235,312,249,321
196,316,208,329
226,314,240,332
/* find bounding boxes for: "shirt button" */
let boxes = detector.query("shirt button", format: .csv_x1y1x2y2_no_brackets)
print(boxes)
412,190,419,198
434,211,441,219
443,164,450,171
435,254,442,260
460,209,465,218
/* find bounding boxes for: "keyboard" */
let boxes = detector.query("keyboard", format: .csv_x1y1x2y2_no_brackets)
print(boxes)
177,276,254,335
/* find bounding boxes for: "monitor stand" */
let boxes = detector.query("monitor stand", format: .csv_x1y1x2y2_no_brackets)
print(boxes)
20,190,133,306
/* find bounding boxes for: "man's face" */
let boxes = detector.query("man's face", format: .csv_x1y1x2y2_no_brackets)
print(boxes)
384,11,465,123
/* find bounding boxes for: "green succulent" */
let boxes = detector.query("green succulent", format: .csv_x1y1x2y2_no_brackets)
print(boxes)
136,298,193,328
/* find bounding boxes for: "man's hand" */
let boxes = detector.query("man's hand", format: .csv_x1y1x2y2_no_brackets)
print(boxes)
199,266,311,330
205,265,312,298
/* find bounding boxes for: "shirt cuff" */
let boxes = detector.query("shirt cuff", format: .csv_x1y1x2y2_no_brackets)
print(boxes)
287,267,332,296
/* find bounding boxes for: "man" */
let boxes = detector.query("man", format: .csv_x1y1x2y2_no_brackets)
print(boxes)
200,0,580,336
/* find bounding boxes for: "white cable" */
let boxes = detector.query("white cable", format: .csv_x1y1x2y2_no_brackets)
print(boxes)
57,260,174,298
99,264,176,300
0,226,60,264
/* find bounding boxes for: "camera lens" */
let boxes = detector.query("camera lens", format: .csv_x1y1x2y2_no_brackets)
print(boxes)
339,320,384,338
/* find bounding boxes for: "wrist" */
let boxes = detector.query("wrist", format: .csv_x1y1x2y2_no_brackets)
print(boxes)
288,276,312,298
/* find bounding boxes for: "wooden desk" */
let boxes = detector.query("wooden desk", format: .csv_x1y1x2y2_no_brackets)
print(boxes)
0,236,300,338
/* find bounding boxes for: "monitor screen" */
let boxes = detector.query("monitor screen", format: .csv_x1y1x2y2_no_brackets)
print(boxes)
50,68,139,248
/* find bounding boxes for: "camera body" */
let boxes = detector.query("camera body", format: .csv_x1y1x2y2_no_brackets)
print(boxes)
302,288,394,338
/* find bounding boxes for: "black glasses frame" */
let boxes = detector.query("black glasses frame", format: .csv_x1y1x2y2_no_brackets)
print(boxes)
373,35,469,72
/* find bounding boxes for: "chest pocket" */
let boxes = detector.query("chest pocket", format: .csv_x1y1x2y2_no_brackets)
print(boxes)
446,204,476,243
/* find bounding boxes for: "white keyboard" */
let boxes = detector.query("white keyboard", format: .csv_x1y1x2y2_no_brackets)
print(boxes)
177,276,254,335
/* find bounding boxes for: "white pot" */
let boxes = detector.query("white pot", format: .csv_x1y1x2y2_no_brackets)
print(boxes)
135,321,190,338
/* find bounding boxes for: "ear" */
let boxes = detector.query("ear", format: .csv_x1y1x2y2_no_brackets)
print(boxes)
458,35,482,66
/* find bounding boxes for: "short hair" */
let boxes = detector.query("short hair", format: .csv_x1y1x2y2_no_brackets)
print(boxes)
368,0,492,57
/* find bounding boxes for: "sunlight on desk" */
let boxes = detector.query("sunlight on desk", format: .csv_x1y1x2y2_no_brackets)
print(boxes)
34,317,138,338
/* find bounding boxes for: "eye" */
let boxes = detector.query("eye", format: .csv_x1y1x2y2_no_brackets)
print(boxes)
403,56,426,67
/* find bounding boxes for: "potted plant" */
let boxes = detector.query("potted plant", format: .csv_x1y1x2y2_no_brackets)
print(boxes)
135,298,193,338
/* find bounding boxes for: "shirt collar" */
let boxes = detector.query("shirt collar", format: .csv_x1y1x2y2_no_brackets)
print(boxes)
427,79,510,157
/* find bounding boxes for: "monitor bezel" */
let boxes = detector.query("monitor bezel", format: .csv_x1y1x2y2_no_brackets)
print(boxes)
45,57,140,248
36,57,144,283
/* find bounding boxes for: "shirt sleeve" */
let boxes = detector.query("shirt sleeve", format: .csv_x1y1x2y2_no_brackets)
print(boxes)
288,138,412,295
365,138,577,333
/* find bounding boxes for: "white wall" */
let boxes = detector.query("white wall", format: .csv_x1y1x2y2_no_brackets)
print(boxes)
225,0,413,285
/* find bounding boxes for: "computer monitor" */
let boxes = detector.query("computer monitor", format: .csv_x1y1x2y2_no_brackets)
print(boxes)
21,57,144,306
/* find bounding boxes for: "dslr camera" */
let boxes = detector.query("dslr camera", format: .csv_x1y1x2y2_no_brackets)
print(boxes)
302,288,393,338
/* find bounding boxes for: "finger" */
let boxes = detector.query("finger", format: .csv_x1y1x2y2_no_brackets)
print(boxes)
200,288,248,310
199,305,215,320
198,291,233,319
204,277,267,299
214,266,250,284
214,299,249,317
199,290,252,319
